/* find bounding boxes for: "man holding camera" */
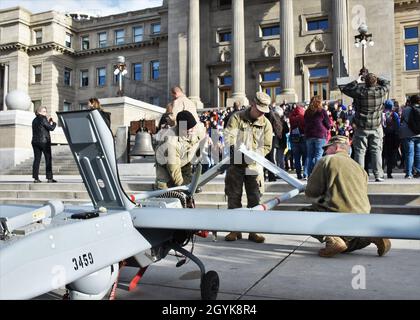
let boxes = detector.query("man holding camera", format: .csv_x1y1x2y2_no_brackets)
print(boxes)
339,72,390,182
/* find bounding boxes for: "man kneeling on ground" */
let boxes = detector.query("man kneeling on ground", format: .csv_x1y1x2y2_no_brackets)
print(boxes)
302,135,391,258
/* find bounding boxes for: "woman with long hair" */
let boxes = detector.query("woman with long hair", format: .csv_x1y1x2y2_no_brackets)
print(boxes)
304,95,331,177
88,97,111,128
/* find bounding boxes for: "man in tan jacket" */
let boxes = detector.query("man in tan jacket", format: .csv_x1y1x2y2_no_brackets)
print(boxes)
304,135,391,257
154,111,201,190
224,92,273,243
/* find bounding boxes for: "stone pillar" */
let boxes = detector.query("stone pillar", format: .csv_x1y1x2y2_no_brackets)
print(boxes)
332,0,349,87
188,0,203,109
2,64,9,111
277,0,298,104
227,0,249,107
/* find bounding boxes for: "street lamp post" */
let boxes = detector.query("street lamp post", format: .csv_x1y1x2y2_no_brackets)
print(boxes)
354,23,374,78
114,56,127,97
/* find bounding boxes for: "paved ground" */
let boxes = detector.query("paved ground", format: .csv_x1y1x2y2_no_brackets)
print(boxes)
37,233,420,300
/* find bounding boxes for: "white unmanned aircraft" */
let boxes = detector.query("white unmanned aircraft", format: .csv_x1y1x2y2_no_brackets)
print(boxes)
1,109,419,300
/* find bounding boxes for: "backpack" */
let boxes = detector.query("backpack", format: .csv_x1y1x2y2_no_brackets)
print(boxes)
408,105,420,135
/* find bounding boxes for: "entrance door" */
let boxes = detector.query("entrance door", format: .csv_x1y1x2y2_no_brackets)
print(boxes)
219,88,232,108
310,81,329,100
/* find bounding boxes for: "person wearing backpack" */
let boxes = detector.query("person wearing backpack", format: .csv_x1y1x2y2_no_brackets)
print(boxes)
399,94,420,179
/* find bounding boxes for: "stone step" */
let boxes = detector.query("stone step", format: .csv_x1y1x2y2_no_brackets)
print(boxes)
192,192,420,206
0,198,418,215
0,190,91,200
0,198,89,205
0,189,418,207
195,202,420,215
0,183,88,191
0,181,418,194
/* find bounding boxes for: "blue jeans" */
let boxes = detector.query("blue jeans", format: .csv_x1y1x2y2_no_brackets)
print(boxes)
403,137,420,177
305,138,326,176
291,140,307,178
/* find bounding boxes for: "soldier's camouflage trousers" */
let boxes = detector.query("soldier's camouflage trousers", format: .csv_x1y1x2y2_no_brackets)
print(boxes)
155,163,192,190
224,165,263,209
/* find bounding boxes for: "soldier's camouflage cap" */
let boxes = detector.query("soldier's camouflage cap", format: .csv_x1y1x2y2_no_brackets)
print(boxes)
254,92,271,113
323,135,349,150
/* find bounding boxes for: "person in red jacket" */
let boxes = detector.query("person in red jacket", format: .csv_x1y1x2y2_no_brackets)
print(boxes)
289,104,307,179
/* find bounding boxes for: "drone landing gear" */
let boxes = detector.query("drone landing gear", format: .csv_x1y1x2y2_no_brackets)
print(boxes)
128,266,148,291
170,243,220,300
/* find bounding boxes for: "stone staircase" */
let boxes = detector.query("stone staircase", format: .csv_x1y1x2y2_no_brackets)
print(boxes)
0,144,418,214
1,145,80,176
0,177,419,215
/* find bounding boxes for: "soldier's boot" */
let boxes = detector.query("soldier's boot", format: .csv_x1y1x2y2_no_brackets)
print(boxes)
225,232,242,241
318,236,348,258
369,238,391,257
248,233,265,243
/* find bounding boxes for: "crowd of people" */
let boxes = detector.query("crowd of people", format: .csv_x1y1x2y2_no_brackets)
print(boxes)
196,89,420,182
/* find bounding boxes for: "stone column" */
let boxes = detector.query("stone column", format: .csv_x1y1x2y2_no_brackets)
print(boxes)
332,0,349,87
277,0,298,104
227,0,249,107
188,0,203,109
2,64,9,111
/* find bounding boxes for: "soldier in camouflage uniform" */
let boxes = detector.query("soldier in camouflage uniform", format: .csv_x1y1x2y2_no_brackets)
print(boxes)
303,135,391,257
154,111,201,190
224,92,273,243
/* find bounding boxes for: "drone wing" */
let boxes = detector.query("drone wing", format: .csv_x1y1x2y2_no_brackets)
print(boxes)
131,207,420,240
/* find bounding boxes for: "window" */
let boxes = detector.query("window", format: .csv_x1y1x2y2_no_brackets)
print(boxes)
307,18,329,32
115,29,125,45
133,63,142,81
81,35,89,50
218,31,231,42
405,27,418,40
32,100,42,110
133,26,143,43
97,67,106,86
79,103,88,110
219,76,232,86
405,44,419,71
151,23,161,34
261,72,280,82
150,96,160,106
98,32,107,48
218,75,232,108
219,0,231,9
33,65,42,83
63,102,72,112
65,33,72,48
80,70,89,87
35,29,42,44
309,67,329,100
309,67,329,78
261,25,280,37
64,68,72,86
150,60,159,80
260,72,281,102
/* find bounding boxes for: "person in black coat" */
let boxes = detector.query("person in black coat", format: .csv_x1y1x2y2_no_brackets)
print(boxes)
32,106,57,183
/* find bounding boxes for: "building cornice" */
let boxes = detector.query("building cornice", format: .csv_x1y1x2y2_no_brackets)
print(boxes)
0,34,167,56
395,0,420,7
76,34,167,56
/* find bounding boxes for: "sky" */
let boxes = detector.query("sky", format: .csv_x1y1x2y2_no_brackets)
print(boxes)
0,0,163,17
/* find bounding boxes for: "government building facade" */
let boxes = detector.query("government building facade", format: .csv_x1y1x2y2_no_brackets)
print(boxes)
0,0,419,116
